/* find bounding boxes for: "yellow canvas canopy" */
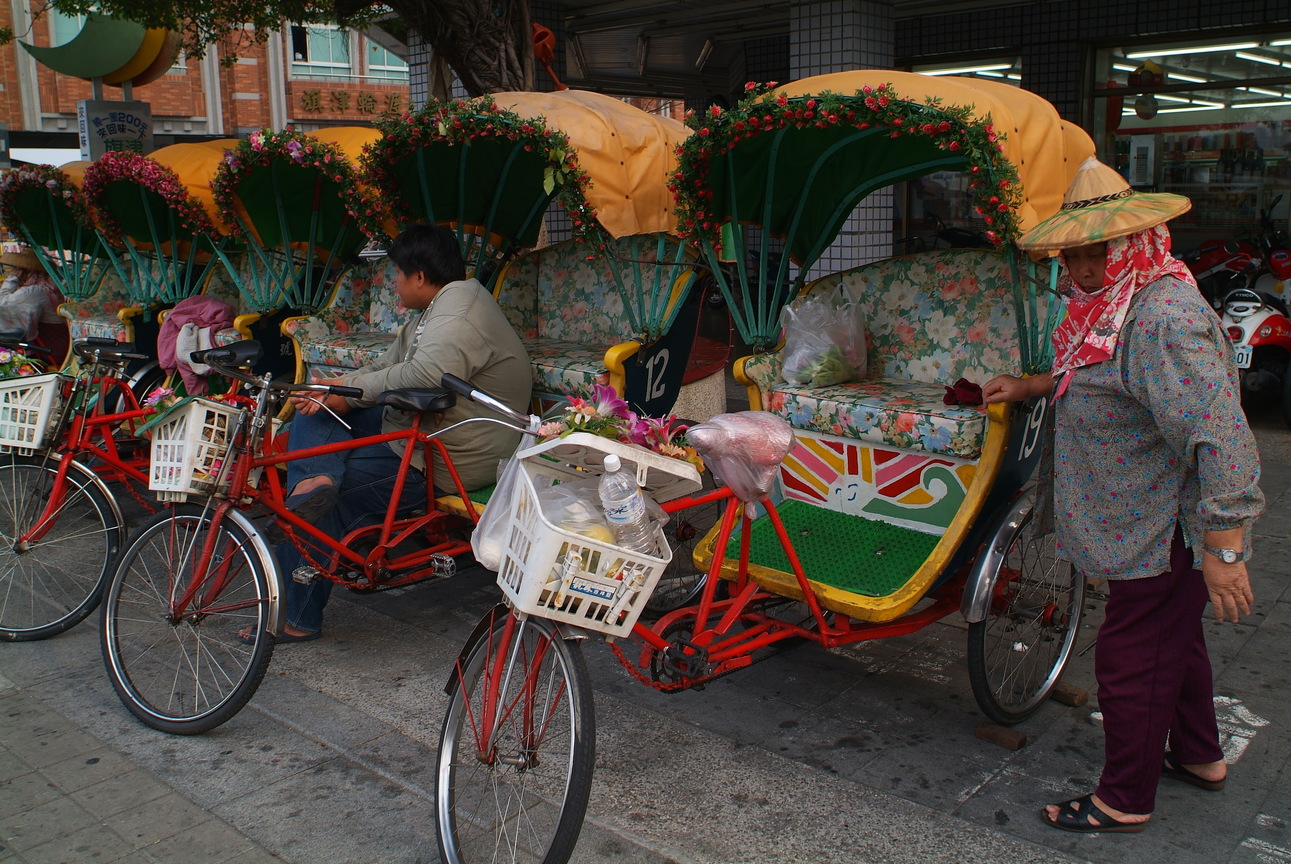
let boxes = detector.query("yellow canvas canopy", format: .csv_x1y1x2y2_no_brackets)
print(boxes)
308,127,381,168
148,139,241,234
777,71,1094,236
490,90,689,238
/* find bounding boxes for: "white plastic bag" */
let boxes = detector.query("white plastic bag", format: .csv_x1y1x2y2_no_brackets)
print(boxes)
779,283,867,387
470,437,533,571
536,477,667,544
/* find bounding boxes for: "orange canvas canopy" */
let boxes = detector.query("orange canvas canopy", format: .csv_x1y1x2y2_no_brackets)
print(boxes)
490,90,689,238
148,139,241,234
308,127,381,168
777,71,1094,236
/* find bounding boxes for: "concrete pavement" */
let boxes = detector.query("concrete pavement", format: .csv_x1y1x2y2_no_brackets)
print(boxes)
0,402,1287,864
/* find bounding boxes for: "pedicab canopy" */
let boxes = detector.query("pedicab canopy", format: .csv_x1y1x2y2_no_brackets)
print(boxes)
674,70,1095,348
83,143,237,306
211,128,381,313
364,90,694,340
0,162,113,300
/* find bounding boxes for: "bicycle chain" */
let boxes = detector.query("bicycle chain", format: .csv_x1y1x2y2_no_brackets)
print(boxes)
608,640,687,694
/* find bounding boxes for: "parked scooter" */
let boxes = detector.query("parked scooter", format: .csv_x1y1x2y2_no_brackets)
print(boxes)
1178,238,1260,310
1220,286,1291,427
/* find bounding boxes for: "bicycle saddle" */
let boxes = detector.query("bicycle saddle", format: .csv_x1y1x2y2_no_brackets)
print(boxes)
73,337,149,362
192,340,263,367
377,388,456,414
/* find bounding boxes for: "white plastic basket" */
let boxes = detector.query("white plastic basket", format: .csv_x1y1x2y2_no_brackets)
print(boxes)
148,398,241,502
0,373,67,455
494,433,703,639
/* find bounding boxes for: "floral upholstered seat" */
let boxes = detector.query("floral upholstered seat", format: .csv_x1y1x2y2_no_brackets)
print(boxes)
739,249,1037,460
59,271,135,343
495,239,638,402
281,261,417,376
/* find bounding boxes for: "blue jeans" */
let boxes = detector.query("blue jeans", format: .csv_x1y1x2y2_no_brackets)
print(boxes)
280,406,427,633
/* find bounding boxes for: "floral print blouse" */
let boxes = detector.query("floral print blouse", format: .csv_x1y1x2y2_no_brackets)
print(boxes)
1053,276,1264,579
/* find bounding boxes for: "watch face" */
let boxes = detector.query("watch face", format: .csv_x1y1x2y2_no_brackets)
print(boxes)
1222,549,1239,564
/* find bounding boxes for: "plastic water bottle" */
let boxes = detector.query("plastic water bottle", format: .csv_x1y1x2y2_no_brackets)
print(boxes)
597,454,655,554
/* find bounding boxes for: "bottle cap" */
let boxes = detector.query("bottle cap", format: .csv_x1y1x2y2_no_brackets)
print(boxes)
603,454,621,472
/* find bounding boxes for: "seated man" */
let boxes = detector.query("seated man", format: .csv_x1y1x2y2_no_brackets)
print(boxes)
272,224,532,642
0,245,68,364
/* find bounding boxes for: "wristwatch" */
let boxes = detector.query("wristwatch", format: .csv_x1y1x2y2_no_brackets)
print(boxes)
1202,544,1242,564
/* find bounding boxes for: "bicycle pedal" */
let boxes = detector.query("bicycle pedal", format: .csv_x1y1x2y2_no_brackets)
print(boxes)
291,566,323,585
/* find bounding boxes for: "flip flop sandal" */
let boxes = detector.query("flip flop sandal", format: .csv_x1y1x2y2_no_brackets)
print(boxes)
1163,752,1226,791
263,485,340,545
237,628,321,646
1040,794,1149,834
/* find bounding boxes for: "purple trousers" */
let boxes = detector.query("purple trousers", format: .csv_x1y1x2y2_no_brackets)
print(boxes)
1094,526,1224,814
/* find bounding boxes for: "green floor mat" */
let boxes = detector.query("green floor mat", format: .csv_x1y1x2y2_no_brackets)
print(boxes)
468,483,494,505
726,500,940,598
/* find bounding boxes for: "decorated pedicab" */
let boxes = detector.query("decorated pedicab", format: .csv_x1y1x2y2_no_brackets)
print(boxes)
430,71,1096,864
212,126,382,379
0,162,123,367
347,90,703,418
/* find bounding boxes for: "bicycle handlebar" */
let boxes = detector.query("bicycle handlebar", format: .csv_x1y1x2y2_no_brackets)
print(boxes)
193,342,365,400
440,373,533,428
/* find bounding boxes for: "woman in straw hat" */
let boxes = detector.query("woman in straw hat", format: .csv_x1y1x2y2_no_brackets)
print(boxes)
984,157,1264,833
0,244,68,364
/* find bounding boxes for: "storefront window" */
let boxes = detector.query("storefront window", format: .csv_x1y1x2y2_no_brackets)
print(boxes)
1092,38,1291,252
291,25,353,79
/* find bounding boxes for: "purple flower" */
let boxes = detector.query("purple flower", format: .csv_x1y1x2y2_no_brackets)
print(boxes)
590,383,630,420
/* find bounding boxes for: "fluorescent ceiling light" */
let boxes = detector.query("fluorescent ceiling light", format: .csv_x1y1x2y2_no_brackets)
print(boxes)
1112,63,1137,72
1167,72,1208,83
1006,74,1021,80
1126,42,1258,58
977,70,1004,77
695,38,714,71
1236,51,1289,67
1271,39,1291,46
921,62,1012,76
1235,99,1291,108
1241,86,1286,97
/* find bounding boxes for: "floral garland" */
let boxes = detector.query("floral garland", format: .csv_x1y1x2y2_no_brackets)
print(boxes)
0,164,93,238
212,128,385,240
0,348,43,378
82,151,222,245
538,384,703,472
672,81,1024,251
362,95,600,243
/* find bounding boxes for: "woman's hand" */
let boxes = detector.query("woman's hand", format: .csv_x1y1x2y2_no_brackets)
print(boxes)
1201,557,1254,622
982,372,1053,404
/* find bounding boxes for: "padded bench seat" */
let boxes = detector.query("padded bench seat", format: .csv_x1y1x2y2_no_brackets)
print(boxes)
522,338,611,398
762,377,988,460
295,331,395,370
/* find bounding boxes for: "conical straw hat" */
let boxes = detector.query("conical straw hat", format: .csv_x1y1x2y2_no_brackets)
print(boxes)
1017,157,1190,252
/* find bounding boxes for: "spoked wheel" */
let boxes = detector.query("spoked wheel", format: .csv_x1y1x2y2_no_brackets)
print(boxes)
967,509,1085,725
100,505,276,734
645,473,722,616
0,455,123,641
437,607,595,864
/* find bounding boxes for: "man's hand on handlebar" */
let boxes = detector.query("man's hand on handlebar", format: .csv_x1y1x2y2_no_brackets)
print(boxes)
291,373,353,417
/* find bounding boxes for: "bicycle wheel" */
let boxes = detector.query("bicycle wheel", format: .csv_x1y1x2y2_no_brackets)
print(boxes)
0,454,122,641
101,505,276,734
967,509,1085,725
646,474,721,616
437,607,595,864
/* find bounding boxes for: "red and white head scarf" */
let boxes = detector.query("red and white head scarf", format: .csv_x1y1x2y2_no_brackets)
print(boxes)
1050,224,1197,393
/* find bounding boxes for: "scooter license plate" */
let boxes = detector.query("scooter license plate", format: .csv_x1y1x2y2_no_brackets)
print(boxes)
1233,345,1253,369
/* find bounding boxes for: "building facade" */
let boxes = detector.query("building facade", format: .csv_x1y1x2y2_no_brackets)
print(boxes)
0,7,414,158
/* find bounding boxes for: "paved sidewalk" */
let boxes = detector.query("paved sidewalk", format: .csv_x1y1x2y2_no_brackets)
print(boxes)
0,403,1287,864
0,671,277,864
